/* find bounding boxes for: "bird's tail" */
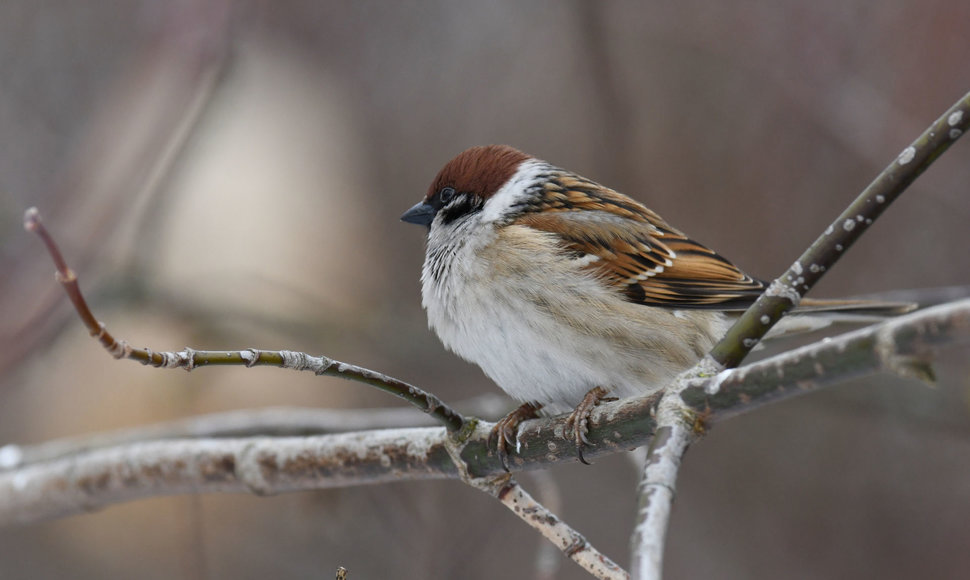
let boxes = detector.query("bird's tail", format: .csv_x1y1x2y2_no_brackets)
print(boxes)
795,297,917,316
764,297,917,338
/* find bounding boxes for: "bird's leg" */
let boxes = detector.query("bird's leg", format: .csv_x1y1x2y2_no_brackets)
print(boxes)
563,387,618,465
491,401,543,471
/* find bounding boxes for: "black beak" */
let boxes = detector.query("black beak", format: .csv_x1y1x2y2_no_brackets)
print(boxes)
400,201,436,226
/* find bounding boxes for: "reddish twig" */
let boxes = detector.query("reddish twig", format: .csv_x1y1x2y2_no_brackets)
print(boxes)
23,207,466,432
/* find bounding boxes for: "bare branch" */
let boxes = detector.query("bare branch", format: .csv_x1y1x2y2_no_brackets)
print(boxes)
630,424,692,580
709,89,970,369
485,477,629,580
23,207,466,432
446,429,629,580
629,90,970,579
0,428,455,525
3,299,968,527
683,297,970,420
1,395,509,469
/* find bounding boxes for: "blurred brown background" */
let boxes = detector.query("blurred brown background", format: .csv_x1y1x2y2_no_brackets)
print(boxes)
2,2,970,578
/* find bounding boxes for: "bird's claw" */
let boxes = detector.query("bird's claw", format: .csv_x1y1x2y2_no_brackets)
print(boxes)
564,387,617,465
491,401,542,471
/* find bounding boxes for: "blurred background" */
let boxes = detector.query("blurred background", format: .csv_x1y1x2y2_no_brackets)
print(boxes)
2,1,970,578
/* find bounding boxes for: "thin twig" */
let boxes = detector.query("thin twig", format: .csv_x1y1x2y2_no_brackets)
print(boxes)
443,425,629,580
3,299,968,527
479,476,629,580
23,207,465,433
710,90,970,369
631,89,970,580
529,469,567,580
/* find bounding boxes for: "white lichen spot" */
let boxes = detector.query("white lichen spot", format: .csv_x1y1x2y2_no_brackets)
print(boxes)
835,244,844,251
547,440,558,452
239,350,254,363
825,225,834,235
865,218,872,225
791,261,803,275
897,146,916,165
705,369,733,395
760,314,771,325
809,264,820,273
948,111,964,126
380,454,392,468
767,278,801,302
0,444,23,469
875,194,885,204
843,219,856,232
742,338,758,348
950,128,963,140
856,215,865,222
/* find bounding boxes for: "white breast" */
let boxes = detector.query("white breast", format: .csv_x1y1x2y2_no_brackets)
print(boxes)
421,220,730,414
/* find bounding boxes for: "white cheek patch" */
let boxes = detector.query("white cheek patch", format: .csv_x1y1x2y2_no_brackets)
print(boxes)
480,160,549,223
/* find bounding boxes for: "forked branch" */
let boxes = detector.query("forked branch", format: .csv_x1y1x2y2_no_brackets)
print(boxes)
631,89,970,580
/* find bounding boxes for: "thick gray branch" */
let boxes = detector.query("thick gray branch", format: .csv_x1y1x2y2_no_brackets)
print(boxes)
1,300,968,527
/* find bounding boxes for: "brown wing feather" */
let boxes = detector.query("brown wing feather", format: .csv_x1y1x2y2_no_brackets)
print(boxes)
513,175,766,310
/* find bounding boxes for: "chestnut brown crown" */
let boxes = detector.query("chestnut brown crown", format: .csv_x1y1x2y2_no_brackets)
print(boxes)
426,145,530,202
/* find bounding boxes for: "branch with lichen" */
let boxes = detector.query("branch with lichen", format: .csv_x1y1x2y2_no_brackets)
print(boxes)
1,395,508,470
467,474,629,580
630,88,970,580
709,90,970,370
15,87,970,579
2,297,969,528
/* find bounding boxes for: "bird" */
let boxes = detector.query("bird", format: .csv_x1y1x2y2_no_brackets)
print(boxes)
402,145,910,465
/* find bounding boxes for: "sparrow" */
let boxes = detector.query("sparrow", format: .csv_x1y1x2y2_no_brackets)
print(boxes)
402,145,910,465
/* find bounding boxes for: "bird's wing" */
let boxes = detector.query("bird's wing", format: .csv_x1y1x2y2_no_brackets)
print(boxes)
512,174,766,310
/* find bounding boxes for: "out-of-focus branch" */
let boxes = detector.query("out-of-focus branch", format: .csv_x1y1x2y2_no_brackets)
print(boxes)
0,395,508,470
23,207,466,433
0,2,230,378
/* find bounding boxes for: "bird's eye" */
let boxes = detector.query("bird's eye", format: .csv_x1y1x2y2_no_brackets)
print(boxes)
439,187,456,204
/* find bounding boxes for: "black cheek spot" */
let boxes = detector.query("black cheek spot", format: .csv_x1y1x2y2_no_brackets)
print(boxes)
439,195,484,225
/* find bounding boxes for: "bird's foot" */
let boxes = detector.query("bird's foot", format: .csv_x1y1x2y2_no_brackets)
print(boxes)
563,387,617,465
491,401,542,471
